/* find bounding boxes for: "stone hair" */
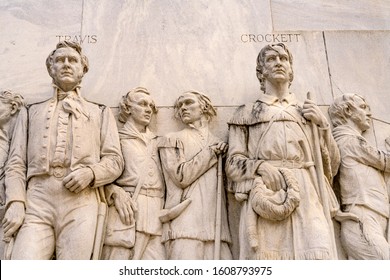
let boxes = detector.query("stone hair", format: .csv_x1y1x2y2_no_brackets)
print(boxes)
46,41,89,76
118,87,157,123
256,43,294,92
0,89,25,111
328,93,367,127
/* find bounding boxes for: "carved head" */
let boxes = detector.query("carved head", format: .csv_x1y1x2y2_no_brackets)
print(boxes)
118,87,157,127
256,43,294,92
46,41,89,90
0,90,25,126
329,93,371,132
174,91,216,125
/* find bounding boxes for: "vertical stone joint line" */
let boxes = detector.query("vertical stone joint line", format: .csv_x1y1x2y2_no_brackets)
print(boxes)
80,0,85,38
322,31,334,100
269,0,275,32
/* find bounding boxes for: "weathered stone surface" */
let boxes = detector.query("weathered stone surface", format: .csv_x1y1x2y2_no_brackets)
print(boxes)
80,0,273,106
0,0,389,261
324,31,390,123
0,0,83,103
272,0,390,31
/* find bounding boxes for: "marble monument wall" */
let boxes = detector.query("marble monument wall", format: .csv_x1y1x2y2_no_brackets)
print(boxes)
1,0,389,260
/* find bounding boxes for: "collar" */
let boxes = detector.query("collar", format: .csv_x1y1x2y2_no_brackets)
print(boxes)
188,122,209,135
119,121,156,143
186,123,211,143
332,124,364,141
52,84,82,101
257,92,298,106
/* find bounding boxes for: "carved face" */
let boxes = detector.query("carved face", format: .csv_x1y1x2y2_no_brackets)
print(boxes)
262,46,292,83
176,93,203,125
50,47,84,90
128,91,155,127
351,96,371,132
0,99,13,127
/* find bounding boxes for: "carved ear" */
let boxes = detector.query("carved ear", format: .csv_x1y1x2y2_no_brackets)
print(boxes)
10,101,18,116
256,70,262,81
124,104,132,115
344,106,353,117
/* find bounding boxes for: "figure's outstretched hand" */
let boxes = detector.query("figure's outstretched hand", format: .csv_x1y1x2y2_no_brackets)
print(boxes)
112,188,137,226
2,201,25,240
63,167,94,193
256,162,286,191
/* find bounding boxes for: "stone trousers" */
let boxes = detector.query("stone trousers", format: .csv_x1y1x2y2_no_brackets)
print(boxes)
340,205,389,260
11,174,98,259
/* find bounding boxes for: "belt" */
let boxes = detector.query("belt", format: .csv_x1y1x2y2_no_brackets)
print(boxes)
265,160,314,169
123,186,164,198
49,166,69,179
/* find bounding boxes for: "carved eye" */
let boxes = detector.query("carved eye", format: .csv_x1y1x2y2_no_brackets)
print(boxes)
69,57,78,63
55,57,64,63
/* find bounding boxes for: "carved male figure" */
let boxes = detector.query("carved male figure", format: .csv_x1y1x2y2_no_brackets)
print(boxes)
11,41,124,259
226,43,340,259
158,91,232,259
102,87,166,260
0,90,27,258
329,93,390,259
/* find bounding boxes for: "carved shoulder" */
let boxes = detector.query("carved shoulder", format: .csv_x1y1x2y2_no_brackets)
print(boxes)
228,101,263,125
158,134,184,150
26,98,51,109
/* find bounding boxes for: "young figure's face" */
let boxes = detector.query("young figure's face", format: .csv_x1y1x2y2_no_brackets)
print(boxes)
50,47,84,90
176,93,203,125
262,46,292,84
0,99,14,127
351,96,371,132
128,91,155,127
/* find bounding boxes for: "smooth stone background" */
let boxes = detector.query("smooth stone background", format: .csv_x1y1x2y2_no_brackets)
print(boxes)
271,0,390,31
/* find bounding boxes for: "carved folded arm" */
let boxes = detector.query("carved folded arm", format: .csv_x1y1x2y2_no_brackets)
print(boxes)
159,138,218,189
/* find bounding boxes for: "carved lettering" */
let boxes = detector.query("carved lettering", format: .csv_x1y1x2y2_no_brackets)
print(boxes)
56,35,98,44
240,33,300,43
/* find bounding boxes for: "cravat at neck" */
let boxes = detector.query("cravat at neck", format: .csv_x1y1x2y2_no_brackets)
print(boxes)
54,86,88,119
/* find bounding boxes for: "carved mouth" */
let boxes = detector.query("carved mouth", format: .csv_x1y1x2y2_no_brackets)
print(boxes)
273,68,285,73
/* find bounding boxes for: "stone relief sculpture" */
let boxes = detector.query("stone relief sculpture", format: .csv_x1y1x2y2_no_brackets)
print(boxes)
0,90,27,259
10,41,124,260
225,43,340,260
158,91,232,260
0,41,387,261
102,87,166,260
329,93,390,260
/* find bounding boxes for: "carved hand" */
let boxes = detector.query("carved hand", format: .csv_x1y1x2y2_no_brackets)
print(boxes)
235,193,248,202
63,167,94,193
2,201,25,240
112,188,136,226
210,141,229,156
256,162,286,191
302,99,329,128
